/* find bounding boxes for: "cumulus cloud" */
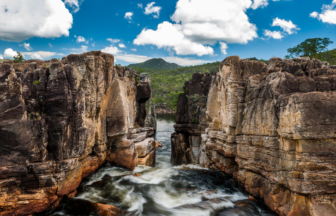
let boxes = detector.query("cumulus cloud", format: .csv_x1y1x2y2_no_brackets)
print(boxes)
272,18,300,34
4,48,18,58
144,2,161,18
125,12,133,20
76,36,88,44
131,48,137,51
219,42,228,55
310,11,319,18
310,1,336,25
251,0,282,9
134,0,258,56
49,43,53,48
22,51,63,59
69,45,88,53
0,55,3,60
64,0,82,13
263,30,283,39
20,43,33,51
119,44,126,48
101,46,120,55
134,22,214,56
4,48,62,59
0,0,73,41
138,3,143,8
107,38,120,43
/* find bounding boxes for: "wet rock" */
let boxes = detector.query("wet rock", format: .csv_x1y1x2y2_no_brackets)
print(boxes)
107,139,138,171
135,138,155,157
155,141,163,148
138,150,156,167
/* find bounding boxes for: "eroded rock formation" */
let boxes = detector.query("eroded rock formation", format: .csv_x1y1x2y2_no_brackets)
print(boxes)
172,56,336,216
0,51,156,215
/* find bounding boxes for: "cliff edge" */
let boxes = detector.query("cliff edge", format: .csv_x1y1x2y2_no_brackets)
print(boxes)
0,51,156,215
172,56,336,216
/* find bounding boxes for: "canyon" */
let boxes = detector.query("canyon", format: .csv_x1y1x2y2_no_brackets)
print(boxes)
1,52,336,216
0,51,156,215
172,56,336,216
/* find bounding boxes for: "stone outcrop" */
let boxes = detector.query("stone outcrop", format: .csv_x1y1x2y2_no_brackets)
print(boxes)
172,56,336,216
0,51,156,215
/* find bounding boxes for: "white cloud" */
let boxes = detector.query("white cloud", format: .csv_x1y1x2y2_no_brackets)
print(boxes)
251,0,269,9
144,2,161,18
101,46,120,55
251,0,282,9
4,48,62,59
76,36,88,44
219,42,228,55
22,51,63,59
4,48,18,58
131,48,137,51
310,11,319,18
107,38,120,43
272,18,300,34
0,55,3,60
138,3,143,8
0,0,73,41
116,54,151,63
163,56,208,66
19,43,33,51
119,44,126,48
264,30,283,39
69,45,88,53
134,22,214,56
134,0,257,56
49,43,53,48
125,12,133,20
64,0,81,13
311,1,336,25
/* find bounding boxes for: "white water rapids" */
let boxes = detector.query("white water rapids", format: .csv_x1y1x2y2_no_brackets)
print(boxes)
40,114,276,216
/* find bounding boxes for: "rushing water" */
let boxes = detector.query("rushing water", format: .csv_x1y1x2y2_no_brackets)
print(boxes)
41,114,276,216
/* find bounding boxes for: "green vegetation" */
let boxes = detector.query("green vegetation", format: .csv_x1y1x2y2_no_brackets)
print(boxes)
13,52,25,63
0,59,9,63
286,38,333,59
130,61,220,111
34,80,40,86
129,58,181,70
317,49,336,65
247,57,269,64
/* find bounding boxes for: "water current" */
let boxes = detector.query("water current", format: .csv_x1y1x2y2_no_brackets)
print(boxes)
40,114,276,216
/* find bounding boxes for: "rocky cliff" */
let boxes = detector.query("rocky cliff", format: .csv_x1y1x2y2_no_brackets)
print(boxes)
0,51,156,215
172,56,336,216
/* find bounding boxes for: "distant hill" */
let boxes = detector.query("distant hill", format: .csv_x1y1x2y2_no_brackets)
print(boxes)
132,61,221,111
128,58,181,70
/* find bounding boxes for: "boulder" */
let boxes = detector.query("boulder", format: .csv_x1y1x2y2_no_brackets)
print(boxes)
138,150,156,167
135,138,155,157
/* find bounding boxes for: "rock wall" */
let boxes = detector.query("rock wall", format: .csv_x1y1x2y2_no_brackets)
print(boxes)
0,51,156,215
172,56,336,216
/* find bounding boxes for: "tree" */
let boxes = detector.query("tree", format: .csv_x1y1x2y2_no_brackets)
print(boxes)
13,52,25,63
286,38,333,59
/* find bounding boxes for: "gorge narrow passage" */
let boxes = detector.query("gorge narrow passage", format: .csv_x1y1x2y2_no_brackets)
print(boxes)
39,114,276,216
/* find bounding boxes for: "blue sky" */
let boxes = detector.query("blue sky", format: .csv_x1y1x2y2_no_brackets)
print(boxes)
0,0,336,66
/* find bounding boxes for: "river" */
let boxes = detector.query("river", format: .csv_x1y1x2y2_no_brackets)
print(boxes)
40,114,276,216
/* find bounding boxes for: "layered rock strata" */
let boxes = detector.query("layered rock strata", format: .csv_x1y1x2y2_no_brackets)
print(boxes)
0,51,156,215
172,56,336,216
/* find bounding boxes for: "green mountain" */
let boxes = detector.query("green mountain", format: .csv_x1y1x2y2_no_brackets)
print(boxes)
132,61,221,111
128,58,181,70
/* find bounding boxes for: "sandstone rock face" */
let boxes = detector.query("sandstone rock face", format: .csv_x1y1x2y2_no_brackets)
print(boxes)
172,56,336,216
0,51,156,215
